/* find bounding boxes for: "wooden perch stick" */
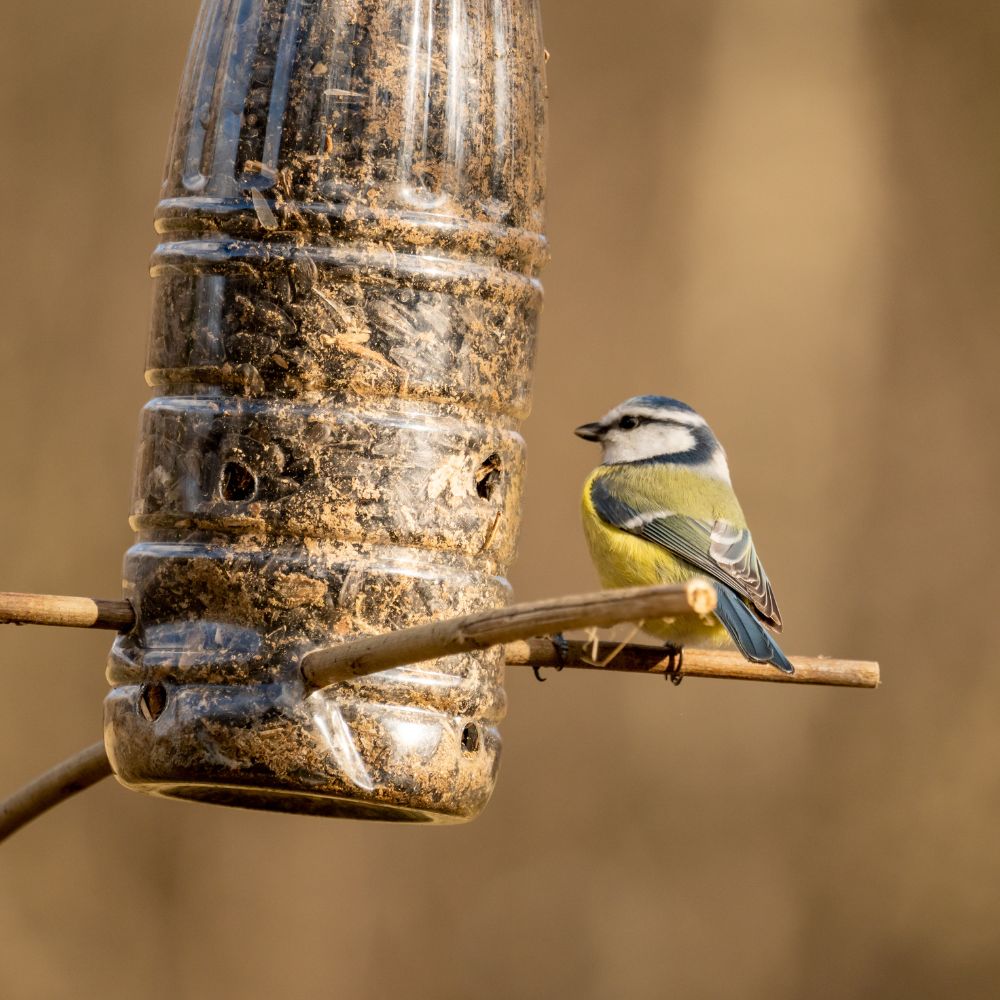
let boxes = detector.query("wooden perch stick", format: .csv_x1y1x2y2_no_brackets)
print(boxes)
0,592,134,631
301,580,718,687
506,638,880,688
0,742,112,844
0,584,878,689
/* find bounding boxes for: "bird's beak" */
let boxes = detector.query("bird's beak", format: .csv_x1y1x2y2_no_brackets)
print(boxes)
574,422,603,442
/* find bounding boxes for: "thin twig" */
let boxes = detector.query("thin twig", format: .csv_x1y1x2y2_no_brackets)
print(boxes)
0,592,134,631
301,580,718,687
0,743,112,844
505,638,880,688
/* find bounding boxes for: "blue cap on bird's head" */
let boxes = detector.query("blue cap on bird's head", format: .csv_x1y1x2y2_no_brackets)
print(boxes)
575,395,730,480
628,395,697,414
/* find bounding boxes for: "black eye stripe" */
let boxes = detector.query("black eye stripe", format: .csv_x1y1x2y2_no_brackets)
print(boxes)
616,415,684,430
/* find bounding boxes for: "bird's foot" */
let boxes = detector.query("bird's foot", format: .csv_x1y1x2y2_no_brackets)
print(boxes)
663,643,684,686
533,633,570,682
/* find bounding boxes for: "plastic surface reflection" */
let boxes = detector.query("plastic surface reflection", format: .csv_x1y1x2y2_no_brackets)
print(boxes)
104,0,546,822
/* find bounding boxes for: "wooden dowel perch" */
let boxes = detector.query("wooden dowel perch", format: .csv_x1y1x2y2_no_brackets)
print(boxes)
507,638,880,688
301,580,717,687
0,592,134,631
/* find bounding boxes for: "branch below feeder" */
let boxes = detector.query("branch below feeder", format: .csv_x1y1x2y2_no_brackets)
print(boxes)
300,580,717,687
0,742,112,844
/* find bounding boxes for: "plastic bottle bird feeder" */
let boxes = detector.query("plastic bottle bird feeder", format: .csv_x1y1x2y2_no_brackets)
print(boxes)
0,1,878,845
101,0,548,823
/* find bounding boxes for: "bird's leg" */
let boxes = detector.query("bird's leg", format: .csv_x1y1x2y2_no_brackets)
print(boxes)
552,633,569,671
532,633,571,682
662,643,684,686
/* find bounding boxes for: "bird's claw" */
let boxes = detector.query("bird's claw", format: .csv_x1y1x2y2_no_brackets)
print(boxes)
663,643,684,686
532,633,570,683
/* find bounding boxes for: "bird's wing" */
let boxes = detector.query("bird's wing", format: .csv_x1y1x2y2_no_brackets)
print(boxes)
589,475,783,631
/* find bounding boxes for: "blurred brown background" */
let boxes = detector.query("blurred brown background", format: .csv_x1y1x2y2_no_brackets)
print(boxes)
1,1,998,997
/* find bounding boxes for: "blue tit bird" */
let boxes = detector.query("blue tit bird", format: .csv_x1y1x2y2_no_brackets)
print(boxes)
576,395,794,677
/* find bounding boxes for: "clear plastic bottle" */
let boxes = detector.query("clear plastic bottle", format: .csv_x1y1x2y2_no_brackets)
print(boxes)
105,0,547,822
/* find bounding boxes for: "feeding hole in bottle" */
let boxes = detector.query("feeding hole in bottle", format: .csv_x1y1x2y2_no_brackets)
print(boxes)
138,683,168,723
221,461,257,502
475,454,502,501
461,722,481,754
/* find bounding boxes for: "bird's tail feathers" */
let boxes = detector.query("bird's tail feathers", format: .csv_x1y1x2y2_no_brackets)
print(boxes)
714,585,795,674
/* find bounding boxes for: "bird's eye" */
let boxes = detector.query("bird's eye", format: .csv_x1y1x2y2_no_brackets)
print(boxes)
618,415,640,430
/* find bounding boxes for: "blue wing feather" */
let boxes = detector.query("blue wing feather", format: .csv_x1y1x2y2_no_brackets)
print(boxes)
713,586,794,673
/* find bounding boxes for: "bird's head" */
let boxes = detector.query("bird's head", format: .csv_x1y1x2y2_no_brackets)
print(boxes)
575,395,731,481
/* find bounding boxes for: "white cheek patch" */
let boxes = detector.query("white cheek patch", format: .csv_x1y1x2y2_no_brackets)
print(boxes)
650,424,697,455
602,423,697,464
